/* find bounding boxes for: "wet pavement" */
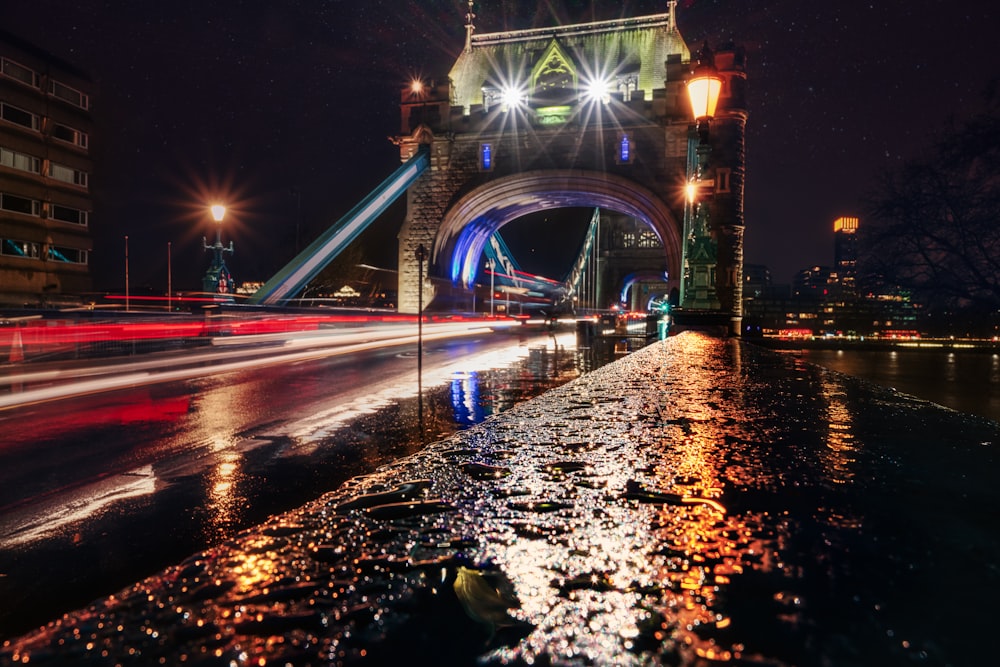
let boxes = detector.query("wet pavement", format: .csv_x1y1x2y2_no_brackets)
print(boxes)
0,331,587,640
3,332,998,666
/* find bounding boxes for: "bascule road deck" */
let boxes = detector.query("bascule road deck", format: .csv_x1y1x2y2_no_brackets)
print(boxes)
3,332,996,666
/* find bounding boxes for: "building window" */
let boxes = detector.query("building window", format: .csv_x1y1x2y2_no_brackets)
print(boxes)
637,229,659,248
48,162,88,187
479,142,493,171
47,245,88,264
50,204,89,226
0,146,41,174
49,80,89,110
715,168,731,193
1,238,41,259
52,123,88,148
0,192,41,216
1,102,40,131
1,58,39,88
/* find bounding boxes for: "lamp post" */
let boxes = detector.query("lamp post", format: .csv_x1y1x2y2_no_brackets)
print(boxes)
167,241,172,312
124,235,130,312
679,42,723,313
415,243,427,426
202,204,234,298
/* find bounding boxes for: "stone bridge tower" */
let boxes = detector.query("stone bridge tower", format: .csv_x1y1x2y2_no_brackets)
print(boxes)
393,3,747,334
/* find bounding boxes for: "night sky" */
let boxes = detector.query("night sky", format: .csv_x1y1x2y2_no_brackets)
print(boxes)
5,0,996,292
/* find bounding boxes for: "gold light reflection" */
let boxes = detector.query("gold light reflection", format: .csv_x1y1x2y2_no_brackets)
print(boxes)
649,424,763,662
204,447,244,543
487,334,790,664
191,386,249,543
229,540,282,592
818,375,858,486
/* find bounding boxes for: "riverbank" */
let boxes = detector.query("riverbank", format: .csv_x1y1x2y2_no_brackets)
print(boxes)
4,332,998,666
749,335,1000,353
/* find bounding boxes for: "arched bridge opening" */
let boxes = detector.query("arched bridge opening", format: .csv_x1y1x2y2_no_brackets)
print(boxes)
431,171,682,301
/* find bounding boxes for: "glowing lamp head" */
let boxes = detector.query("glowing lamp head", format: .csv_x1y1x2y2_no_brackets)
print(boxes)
685,182,698,204
500,86,523,111
584,78,612,105
686,42,723,121
210,204,226,222
410,79,424,95
687,71,722,121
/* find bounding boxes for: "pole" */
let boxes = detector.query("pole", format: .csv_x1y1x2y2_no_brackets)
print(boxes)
167,242,172,312
415,244,427,425
124,235,130,312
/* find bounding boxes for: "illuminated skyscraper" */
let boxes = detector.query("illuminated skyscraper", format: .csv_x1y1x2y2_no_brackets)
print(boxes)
833,216,859,294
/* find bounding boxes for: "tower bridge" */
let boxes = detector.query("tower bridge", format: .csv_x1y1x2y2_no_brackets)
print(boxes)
393,1,747,333
249,2,747,333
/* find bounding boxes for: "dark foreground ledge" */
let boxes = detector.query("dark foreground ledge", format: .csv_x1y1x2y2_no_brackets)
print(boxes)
3,332,997,666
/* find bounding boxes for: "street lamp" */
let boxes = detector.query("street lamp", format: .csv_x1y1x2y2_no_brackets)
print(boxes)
679,42,724,312
124,235,129,312
415,243,427,425
687,42,723,139
167,241,172,312
203,204,235,297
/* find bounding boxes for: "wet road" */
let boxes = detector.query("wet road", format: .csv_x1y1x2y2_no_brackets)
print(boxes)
0,329,586,640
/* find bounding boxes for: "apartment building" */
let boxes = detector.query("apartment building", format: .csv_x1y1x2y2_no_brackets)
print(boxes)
1,30,93,306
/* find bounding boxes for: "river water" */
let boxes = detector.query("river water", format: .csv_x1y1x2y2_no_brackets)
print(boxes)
795,347,1000,423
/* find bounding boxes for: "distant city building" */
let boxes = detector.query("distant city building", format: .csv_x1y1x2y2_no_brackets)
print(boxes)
833,215,858,294
743,216,922,337
741,263,770,296
0,30,94,306
793,265,839,298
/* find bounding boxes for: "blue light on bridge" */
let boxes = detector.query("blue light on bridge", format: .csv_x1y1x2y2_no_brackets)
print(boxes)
480,143,493,171
451,226,485,287
619,134,631,163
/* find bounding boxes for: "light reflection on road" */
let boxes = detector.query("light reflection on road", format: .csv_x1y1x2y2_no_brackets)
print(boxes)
0,465,157,547
278,332,573,446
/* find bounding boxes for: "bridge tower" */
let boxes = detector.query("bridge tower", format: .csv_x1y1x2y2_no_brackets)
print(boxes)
393,2,747,334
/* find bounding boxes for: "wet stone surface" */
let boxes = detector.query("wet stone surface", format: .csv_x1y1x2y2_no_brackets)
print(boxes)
3,332,998,665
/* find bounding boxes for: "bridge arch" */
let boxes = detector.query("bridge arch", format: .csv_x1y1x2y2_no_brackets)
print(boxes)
433,170,682,290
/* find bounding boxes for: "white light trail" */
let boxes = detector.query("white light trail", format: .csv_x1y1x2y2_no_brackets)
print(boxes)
0,321,520,410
